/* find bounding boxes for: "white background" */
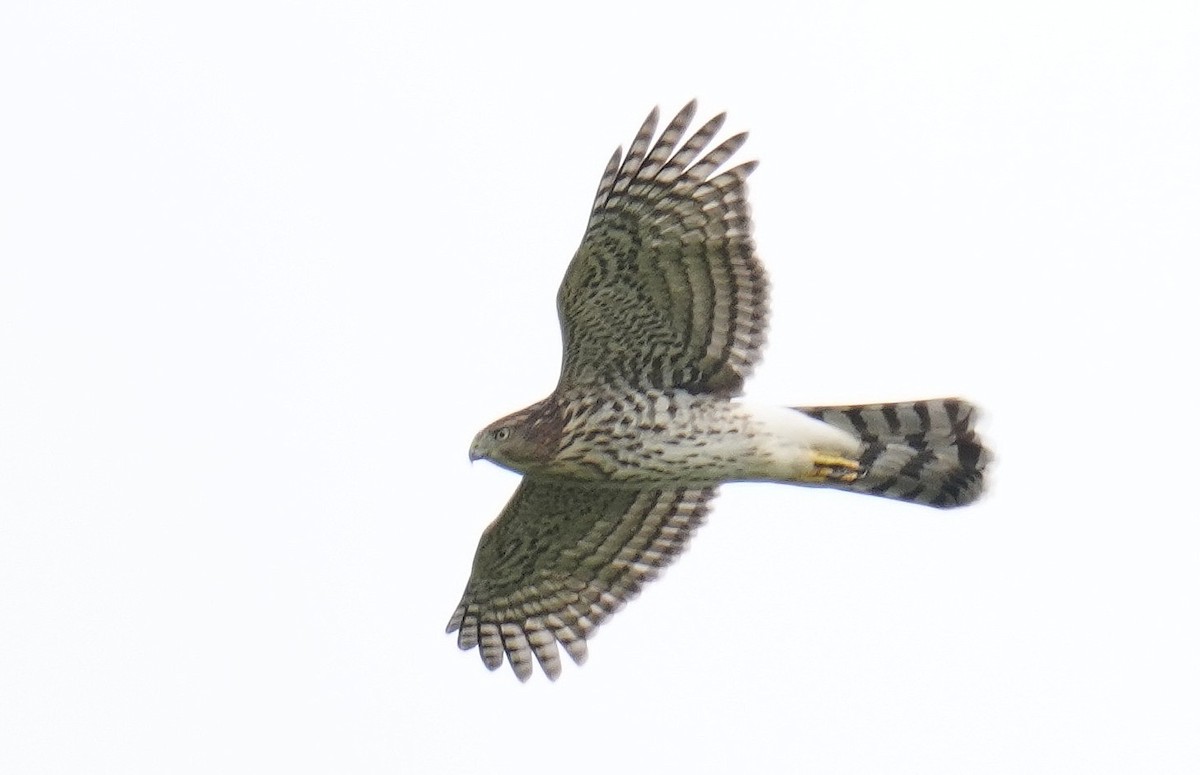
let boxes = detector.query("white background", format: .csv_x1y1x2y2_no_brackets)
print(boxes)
2,2,1197,772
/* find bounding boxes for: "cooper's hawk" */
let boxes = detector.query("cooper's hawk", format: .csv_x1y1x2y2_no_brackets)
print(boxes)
448,103,989,681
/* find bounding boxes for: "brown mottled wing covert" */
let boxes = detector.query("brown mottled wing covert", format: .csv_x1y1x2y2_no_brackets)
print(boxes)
446,479,715,681
556,101,770,396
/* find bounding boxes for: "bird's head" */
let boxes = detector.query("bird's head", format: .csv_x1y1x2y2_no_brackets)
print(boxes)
468,402,562,474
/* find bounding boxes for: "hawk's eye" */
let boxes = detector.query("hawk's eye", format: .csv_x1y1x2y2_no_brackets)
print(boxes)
494,427,511,441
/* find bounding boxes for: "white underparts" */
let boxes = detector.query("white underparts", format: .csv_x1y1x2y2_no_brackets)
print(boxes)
724,401,861,482
549,392,862,486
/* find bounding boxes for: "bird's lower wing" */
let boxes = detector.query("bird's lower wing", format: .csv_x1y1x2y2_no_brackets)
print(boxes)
447,478,715,681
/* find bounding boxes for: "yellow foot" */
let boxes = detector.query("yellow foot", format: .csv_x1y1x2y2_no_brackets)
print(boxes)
803,453,861,484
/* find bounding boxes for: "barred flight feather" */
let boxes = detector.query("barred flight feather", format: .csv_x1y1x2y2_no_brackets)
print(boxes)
795,398,989,507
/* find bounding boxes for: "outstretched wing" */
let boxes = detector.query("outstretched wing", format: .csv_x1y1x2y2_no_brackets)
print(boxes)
446,479,715,681
556,101,769,396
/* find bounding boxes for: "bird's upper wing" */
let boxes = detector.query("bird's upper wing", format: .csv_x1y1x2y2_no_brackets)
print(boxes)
556,101,769,396
446,479,715,681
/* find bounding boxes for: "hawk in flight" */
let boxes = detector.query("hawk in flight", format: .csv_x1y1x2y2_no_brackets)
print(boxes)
448,103,989,681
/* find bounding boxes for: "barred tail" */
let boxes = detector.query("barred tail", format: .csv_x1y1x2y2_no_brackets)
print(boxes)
795,398,990,508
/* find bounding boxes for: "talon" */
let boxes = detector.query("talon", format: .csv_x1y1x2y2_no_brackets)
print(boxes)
804,454,860,484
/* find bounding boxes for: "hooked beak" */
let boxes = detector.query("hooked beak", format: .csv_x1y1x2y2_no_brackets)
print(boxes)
468,438,482,463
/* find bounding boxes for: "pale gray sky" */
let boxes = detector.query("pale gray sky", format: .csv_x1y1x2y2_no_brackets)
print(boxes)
2,2,1197,772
